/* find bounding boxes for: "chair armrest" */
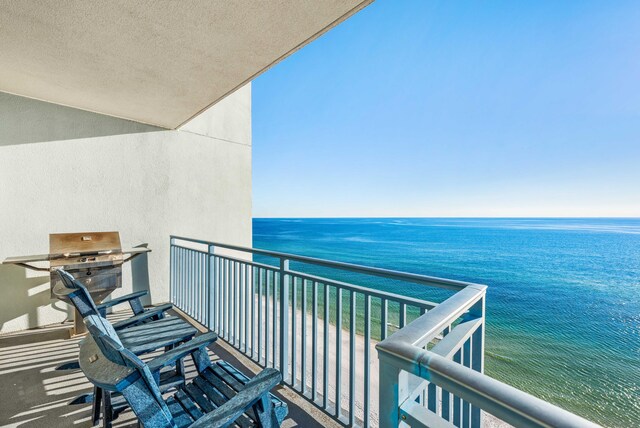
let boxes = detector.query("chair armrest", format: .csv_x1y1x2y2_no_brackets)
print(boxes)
190,368,282,428
112,304,172,330
147,333,218,373
96,291,148,313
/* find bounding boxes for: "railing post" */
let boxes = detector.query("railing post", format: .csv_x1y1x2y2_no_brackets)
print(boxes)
208,244,215,332
469,294,485,374
279,258,290,383
470,294,485,428
169,237,175,304
379,353,410,428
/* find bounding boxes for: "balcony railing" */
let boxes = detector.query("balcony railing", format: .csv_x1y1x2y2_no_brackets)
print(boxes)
169,236,600,428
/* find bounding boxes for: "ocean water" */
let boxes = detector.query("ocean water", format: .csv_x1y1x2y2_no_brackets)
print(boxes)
253,218,640,427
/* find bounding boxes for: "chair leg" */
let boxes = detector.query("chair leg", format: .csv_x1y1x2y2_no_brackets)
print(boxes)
253,395,278,428
176,356,185,378
102,390,113,428
92,386,102,426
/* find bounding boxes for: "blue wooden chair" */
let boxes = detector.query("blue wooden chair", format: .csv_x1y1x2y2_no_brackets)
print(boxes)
81,314,287,427
54,269,199,426
55,268,173,330
54,269,198,355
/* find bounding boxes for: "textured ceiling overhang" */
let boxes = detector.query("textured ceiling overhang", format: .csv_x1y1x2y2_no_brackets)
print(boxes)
0,0,372,128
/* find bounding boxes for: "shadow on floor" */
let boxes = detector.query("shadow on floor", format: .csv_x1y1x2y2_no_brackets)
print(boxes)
0,313,139,428
0,310,332,428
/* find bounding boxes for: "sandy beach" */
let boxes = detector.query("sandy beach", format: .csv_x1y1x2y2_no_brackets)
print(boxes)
217,292,510,427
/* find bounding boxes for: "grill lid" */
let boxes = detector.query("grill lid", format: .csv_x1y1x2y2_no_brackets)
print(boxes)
49,231,123,269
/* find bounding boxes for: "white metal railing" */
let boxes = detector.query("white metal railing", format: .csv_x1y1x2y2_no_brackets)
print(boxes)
377,285,486,427
169,236,600,428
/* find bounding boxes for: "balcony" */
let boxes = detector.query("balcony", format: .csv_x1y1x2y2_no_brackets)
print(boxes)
0,235,601,427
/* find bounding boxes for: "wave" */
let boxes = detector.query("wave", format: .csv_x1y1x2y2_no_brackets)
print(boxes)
485,351,516,364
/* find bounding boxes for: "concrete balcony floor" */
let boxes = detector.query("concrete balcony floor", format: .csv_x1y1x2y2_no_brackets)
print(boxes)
0,309,338,428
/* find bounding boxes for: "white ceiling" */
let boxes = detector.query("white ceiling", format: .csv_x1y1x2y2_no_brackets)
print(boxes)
0,0,372,129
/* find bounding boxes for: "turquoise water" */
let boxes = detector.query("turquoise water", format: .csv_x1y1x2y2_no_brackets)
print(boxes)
253,218,640,427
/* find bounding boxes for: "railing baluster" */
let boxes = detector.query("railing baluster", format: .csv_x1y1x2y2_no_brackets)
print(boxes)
236,261,241,347
185,250,193,313
244,263,249,354
181,247,184,309
301,278,307,395
191,250,196,317
188,249,192,315
442,387,451,421
381,298,388,341
399,302,406,329
214,256,218,331
183,248,187,311
349,290,356,426
229,260,234,343
195,252,199,322
208,246,214,331
223,259,231,341
231,260,235,342
323,283,329,410
258,267,264,365
217,257,222,334
196,252,201,323
233,259,237,342
335,287,342,418
291,275,297,387
272,269,278,369
249,264,255,359
169,241,174,304
312,280,318,402
428,381,437,413
186,249,191,314
364,294,371,428
453,349,462,426
174,246,178,308
471,300,485,428
181,249,186,313
237,261,242,347
463,338,472,428
198,251,202,321
265,268,270,367
238,261,243,348
220,257,224,333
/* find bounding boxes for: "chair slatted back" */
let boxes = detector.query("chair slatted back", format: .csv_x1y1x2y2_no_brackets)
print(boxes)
83,314,125,365
54,268,101,318
84,315,175,427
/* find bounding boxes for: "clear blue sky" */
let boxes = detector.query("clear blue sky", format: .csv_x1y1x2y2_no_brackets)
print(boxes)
252,0,640,218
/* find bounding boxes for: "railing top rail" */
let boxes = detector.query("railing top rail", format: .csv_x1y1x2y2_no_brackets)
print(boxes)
384,346,601,428
171,235,483,291
375,287,601,428
377,286,486,352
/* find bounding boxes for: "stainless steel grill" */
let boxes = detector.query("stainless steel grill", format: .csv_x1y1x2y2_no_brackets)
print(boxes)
49,231,124,302
3,231,151,334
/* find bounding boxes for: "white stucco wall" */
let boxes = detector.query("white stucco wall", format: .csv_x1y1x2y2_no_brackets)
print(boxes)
0,85,252,334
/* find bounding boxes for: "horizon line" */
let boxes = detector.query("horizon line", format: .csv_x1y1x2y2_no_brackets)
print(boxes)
253,216,640,219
